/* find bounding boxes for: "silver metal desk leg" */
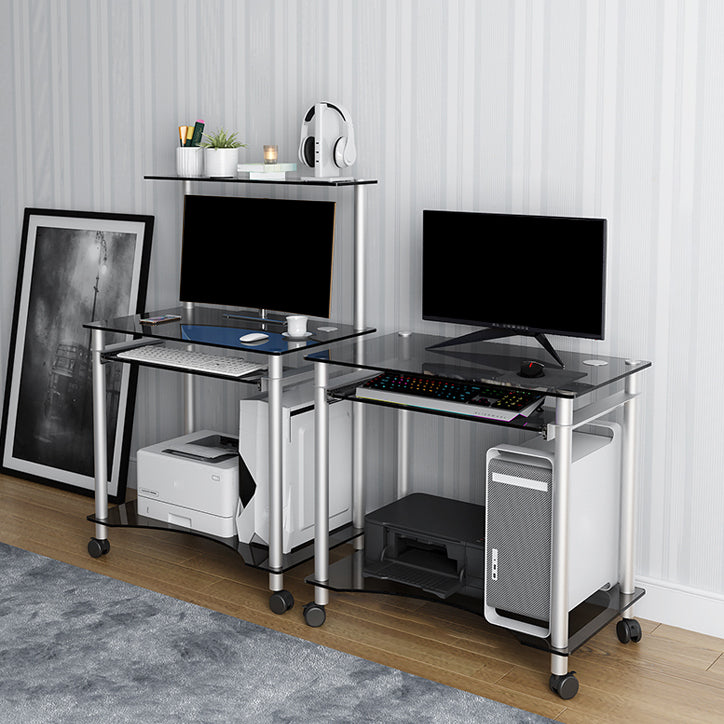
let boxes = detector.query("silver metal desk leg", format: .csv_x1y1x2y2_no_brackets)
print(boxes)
314,361,330,607
183,375,195,433
550,397,573,679
267,355,284,594
352,185,367,550
354,185,366,331
302,360,331,626
620,371,641,600
352,335,366,551
352,404,366,551
181,191,194,434
183,301,195,433
91,329,109,542
397,409,410,498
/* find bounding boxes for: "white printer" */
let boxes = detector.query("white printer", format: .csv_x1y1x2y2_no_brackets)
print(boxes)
136,430,240,538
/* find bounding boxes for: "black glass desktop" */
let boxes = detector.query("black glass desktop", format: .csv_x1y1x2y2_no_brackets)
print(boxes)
86,306,371,360
422,210,607,366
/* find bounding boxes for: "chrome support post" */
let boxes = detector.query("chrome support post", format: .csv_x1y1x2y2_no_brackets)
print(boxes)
267,355,284,591
314,361,330,605
620,371,641,599
550,396,574,676
353,185,366,331
353,180,367,543
183,372,194,433
183,301,195,433
352,403,366,551
397,409,410,498
91,329,109,540
352,184,367,549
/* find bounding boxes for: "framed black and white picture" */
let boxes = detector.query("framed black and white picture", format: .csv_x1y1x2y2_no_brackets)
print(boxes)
0,208,153,503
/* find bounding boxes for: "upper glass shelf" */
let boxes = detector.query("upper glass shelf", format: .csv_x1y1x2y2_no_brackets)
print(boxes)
84,305,375,357
305,332,651,398
145,173,378,187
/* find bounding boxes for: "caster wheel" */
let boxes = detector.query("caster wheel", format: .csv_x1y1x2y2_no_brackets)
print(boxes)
303,602,326,628
616,618,642,644
87,538,110,558
549,672,579,700
269,589,294,615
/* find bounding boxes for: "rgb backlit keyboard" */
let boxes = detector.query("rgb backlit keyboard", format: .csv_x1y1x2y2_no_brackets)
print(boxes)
356,372,544,421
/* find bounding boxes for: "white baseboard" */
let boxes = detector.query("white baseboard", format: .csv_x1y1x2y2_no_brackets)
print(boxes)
634,576,724,640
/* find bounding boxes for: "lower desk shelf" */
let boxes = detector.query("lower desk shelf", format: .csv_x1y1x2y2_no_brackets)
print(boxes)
88,500,363,573
305,550,645,656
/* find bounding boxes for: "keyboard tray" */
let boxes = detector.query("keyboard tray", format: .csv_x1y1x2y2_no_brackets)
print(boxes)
103,344,265,382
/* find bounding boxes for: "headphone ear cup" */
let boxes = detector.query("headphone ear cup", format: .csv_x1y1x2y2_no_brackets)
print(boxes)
333,137,347,168
302,136,315,167
343,137,356,166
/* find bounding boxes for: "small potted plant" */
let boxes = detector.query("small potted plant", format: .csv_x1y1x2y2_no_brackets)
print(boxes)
202,127,246,177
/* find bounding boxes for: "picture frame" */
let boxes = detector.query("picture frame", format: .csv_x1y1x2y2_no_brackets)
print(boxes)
1,208,154,503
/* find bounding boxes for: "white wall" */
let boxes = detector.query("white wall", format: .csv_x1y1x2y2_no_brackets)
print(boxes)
1,0,722,637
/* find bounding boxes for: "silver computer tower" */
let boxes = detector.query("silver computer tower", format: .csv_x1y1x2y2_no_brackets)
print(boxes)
484,422,621,638
236,386,352,555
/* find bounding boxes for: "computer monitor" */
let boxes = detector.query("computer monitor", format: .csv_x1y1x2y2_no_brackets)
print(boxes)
422,210,607,366
179,194,336,318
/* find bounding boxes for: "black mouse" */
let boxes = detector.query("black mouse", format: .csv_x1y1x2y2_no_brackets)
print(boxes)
519,361,545,378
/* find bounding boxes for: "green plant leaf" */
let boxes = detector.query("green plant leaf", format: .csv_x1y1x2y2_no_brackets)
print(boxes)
201,127,247,149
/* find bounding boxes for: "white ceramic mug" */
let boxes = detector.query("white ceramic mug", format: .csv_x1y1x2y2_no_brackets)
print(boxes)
286,315,308,337
176,147,204,177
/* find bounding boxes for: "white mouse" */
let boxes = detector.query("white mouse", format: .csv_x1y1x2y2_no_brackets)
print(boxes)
239,332,269,343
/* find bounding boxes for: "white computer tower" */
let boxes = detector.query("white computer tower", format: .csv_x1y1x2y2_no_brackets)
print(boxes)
484,422,621,638
236,385,353,554
137,430,241,538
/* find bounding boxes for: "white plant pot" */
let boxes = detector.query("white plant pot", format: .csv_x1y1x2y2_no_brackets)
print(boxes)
205,148,239,178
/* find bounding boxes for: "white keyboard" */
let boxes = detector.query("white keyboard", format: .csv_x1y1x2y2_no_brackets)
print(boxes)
116,344,266,378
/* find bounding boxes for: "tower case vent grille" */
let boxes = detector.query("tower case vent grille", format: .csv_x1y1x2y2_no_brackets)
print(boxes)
486,458,553,621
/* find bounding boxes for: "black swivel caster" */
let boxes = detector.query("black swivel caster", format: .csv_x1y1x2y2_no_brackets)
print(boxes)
549,671,579,700
87,538,110,558
616,617,642,644
303,602,326,627
269,589,294,615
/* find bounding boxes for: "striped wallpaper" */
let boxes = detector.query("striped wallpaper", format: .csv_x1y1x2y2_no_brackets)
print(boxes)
1,0,722,623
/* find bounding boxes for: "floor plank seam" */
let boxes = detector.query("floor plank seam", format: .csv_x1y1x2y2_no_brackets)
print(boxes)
706,652,723,673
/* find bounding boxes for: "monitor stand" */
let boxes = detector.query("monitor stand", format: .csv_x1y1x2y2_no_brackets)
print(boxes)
426,327,565,368
224,308,286,327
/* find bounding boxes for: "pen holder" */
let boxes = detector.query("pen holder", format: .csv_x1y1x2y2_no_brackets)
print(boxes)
176,147,204,177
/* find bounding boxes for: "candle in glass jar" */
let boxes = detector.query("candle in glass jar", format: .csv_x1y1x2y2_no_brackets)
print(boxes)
263,145,278,164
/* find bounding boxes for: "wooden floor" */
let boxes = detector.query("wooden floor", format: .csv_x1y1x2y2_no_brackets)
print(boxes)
1,474,722,723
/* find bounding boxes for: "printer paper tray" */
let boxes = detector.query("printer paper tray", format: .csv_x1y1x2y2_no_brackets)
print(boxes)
363,559,462,599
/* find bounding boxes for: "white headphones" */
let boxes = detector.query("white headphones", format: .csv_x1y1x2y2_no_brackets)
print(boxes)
298,101,357,169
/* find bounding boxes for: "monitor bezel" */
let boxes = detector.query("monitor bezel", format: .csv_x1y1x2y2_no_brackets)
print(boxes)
421,209,607,341
179,194,336,319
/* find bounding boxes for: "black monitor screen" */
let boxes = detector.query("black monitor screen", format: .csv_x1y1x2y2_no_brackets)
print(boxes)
180,195,336,318
422,210,606,340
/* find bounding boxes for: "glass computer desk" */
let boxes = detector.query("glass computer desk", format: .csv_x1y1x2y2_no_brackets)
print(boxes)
84,305,374,613
304,332,651,699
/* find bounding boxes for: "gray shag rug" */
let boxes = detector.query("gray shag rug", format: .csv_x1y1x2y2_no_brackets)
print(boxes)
0,542,554,723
